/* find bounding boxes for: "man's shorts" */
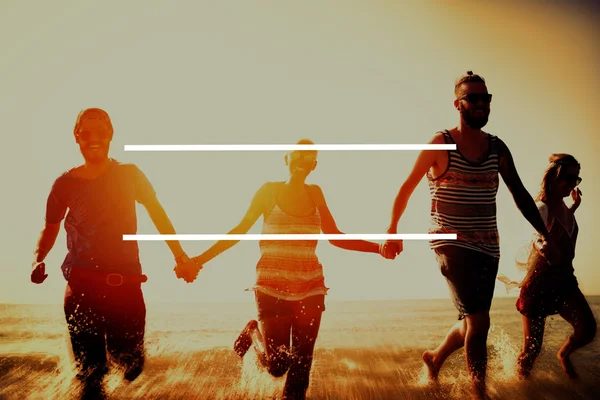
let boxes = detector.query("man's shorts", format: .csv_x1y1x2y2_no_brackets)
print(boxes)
434,245,499,320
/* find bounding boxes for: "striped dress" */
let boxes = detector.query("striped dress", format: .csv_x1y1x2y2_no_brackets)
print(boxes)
427,130,500,258
252,186,328,301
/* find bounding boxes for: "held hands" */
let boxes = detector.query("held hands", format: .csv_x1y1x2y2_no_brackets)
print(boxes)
173,253,203,283
379,239,403,260
31,261,48,284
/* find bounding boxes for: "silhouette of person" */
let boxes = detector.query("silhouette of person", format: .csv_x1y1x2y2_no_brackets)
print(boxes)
30,108,199,397
514,154,596,379
382,72,553,399
181,139,393,400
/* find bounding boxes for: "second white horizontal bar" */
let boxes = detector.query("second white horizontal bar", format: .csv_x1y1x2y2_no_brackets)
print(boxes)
124,234,457,241
124,144,456,151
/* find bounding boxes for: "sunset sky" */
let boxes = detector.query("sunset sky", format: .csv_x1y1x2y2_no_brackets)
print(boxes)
1,0,598,304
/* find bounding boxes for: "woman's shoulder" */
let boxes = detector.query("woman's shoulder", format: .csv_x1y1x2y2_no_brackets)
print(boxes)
535,201,553,228
260,181,284,190
306,184,324,197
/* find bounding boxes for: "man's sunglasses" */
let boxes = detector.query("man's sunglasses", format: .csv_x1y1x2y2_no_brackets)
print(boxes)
459,93,493,104
76,130,112,141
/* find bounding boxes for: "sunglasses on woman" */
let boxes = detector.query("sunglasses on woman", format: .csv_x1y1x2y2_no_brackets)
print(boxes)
289,152,317,164
564,174,582,186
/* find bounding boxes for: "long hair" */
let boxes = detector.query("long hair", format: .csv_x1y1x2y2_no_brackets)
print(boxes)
536,153,580,202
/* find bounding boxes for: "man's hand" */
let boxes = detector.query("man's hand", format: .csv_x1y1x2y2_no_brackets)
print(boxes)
379,243,396,260
173,254,202,283
31,261,48,284
382,240,403,259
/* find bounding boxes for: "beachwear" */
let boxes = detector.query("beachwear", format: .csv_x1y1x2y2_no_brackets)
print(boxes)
46,159,156,279
427,130,501,319
434,245,499,320
46,158,154,378
516,202,581,318
252,182,328,318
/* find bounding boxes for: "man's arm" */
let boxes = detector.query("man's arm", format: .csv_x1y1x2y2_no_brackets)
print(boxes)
33,223,61,263
132,166,188,262
387,133,444,234
497,138,550,239
142,196,187,260
31,223,61,284
32,177,68,283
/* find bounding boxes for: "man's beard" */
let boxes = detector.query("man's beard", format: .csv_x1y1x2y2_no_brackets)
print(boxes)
461,108,489,129
81,147,110,164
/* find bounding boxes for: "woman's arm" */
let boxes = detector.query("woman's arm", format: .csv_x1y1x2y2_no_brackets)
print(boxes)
309,185,380,254
569,188,582,214
191,183,272,265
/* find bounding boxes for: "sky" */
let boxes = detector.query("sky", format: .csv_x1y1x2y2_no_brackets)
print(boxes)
1,0,598,304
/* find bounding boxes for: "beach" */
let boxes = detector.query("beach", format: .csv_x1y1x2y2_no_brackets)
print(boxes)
1,297,599,399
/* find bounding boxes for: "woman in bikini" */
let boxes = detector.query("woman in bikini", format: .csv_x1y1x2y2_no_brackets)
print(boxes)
516,153,596,379
186,139,393,400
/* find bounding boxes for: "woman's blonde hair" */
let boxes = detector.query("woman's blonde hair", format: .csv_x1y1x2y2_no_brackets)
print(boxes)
536,153,580,202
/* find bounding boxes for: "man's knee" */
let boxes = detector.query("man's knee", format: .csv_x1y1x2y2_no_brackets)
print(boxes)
466,312,491,335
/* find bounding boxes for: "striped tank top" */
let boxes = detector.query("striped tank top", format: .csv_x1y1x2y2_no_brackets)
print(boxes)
427,130,500,258
253,184,328,301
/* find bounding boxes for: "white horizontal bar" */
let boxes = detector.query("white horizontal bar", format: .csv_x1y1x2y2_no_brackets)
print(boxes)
123,144,455,152
124,234,456,241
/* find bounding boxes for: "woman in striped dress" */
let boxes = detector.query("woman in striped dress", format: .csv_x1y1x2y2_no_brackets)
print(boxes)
516,154,596,379
189,139,392,400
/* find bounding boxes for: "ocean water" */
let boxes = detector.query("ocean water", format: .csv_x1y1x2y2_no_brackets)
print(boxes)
1,297,599,399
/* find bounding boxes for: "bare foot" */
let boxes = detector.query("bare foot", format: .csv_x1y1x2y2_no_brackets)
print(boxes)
422,350,440,381
233,320,259,358
557,352,578,379
516,354,532,380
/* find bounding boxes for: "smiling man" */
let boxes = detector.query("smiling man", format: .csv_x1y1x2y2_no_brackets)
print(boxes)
383,72,554,399
30,108,199,395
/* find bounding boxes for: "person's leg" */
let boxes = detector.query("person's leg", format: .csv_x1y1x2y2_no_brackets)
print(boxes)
464,252,499,399
422,319,467,380
557,288,597,379
104,285,147,381
516,314,546,379
235,291,294,377
282,296,324,400
64,284,108,387
464,311,491,398
234,319,260,357
423,246,470,380
257,315,293,377
427,246,498,399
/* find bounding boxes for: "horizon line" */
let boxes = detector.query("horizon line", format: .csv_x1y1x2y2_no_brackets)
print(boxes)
123,234,456,241
123,144,456,151
2,295,534,306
